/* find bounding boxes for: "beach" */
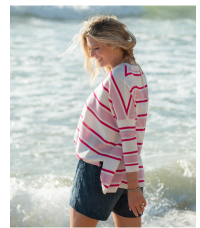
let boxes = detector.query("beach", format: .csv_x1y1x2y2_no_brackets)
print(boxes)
10,5,196,227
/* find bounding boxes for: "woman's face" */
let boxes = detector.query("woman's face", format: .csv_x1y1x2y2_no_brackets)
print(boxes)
86,36,122,68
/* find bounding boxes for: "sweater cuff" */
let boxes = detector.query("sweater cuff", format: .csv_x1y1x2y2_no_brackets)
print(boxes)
125,164,139,172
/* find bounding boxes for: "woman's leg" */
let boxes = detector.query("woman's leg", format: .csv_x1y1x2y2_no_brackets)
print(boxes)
70,206,99,227
112,212,141,227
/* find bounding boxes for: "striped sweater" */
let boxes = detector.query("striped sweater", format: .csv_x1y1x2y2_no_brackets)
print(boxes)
74,63,148,194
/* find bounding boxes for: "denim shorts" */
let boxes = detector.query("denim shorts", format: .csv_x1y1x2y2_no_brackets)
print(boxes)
69,159,143,221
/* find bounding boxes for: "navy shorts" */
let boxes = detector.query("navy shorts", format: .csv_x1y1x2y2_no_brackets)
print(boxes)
69,159,143,221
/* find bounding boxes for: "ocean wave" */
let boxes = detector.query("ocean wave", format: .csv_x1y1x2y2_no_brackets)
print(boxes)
10,158,196,213
10,5,145,20
10,158,196,227
10,5,196,20
145,158,196,212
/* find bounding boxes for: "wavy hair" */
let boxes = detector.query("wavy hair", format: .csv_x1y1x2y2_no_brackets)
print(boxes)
65,15,138,85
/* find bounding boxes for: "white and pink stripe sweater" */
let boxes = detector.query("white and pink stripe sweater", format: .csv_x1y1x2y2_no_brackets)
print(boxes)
74,63,148,194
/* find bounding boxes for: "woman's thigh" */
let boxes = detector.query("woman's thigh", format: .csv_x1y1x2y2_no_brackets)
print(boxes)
112,212,141,227
70,206,99,227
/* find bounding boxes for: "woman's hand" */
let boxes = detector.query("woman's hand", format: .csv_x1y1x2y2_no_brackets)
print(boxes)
128,188,147,217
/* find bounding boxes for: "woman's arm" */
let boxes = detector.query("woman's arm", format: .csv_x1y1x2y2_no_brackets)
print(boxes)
110,67,147,216
127,172,147,217
127,171,139,189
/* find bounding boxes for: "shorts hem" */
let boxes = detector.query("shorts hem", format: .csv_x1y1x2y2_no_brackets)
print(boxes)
112,209,143,218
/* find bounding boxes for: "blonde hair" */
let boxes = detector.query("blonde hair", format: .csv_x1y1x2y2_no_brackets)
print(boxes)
65,15,138,85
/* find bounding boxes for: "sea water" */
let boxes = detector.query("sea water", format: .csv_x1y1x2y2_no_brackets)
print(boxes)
10,6,196,227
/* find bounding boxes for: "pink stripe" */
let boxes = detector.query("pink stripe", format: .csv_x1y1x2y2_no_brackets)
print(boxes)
137,143,143,145
86,103,119,132
103,184,109,188
121,180,144,184
113,103,117,119
119,126,136,130
111,72,126,109
93,91,111,112
82,121,122,147
109,99,112,103
80,128,118,154
102,81,109,93
125,163,139,166
125,65,133,76
126,95,132,115
139,166,143,168
125,65,141,77
137,113,147,117
76,152,83,160
74,140,77,145
123,151,138,154
88,95,118,128
102,168,115,174
77,127,80,131
121,137,136,142
81,114,83,118
111,72,131,115
116,169,126,172
136,128,145,131
79,137,121,161
110,184,120,187
136,99,148,103
130,85,148,93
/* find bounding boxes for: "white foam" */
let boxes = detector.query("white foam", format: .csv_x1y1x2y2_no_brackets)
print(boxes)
10,176,72,227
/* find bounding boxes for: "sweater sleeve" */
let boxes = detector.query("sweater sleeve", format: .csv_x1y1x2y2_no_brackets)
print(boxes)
109,70,139,173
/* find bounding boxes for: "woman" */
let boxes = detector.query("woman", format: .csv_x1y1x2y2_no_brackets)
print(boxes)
68,15,149,227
